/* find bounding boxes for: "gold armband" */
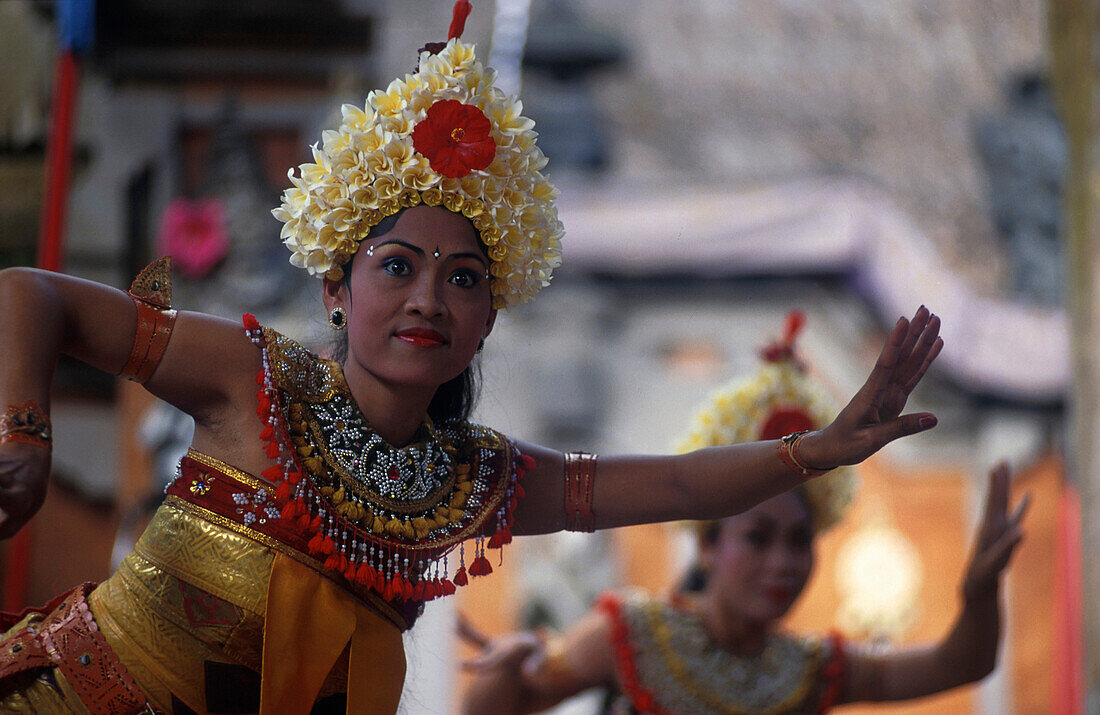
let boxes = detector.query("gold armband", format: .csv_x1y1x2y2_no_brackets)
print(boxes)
119,257,177,384
0,399,51,449
563,451,597,532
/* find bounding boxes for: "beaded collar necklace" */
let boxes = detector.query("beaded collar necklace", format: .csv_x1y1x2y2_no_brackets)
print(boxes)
242,315,530,603
301,389,457,514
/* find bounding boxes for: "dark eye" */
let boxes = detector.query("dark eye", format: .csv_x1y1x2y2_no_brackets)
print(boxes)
745,529,771,549
383,257,413,276
788,526,813,551
449,268,482,288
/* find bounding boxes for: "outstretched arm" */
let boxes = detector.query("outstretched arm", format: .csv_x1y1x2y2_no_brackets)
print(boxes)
841,463,1028,703
513,307,943,535
459,609,616,715
0,267,260,538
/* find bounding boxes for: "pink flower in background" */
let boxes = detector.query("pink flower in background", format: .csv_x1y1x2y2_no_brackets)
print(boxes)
157,198,229,279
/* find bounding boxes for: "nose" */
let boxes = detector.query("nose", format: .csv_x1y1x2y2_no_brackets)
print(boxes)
768,545,805,577
405,274,446,318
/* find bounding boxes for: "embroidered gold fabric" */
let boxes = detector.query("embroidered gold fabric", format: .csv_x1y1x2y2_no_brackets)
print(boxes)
85,503,348,712
615,590,833,714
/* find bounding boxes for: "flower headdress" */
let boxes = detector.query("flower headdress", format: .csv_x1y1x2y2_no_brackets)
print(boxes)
273,1,563,309
676,311,857,533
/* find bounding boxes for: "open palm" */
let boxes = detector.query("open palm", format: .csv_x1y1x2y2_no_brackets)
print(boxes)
805,306,943,469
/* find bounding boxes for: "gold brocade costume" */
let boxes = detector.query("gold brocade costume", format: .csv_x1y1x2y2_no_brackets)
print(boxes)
91,502,278,712
0,464,403,715
0,324,528,714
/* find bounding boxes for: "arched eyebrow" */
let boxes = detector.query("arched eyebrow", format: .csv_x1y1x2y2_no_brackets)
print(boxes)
449,251,489,268
373,241,488,268
374,239,424,257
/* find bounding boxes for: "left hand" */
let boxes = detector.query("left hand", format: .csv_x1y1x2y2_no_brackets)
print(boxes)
458,612,543,673
962,462,1029,600
0,439,51,540
801,306,943,469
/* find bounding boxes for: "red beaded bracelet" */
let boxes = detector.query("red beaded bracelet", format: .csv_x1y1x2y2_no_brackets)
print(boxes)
0,400,52,450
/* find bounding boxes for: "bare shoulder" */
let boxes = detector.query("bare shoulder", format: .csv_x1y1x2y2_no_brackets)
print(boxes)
145,311,262,427
508,439,565,536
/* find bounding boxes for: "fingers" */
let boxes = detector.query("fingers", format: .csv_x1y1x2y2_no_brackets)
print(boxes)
870,411,938,446
897,315,941,389
983,522,1025,573
895,306,931,361
1009,492,1031,528
856,316,910,403
983,462,1011,523
904,337,943,393
462,633,541,671
857,307,941,404
456,611,490,650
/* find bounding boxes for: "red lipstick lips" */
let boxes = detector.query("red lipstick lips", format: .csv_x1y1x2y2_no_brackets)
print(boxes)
765,587,793,604
396,327,447,347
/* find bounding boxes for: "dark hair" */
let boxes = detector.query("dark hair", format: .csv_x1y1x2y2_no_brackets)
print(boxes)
329,207,485,425
677,491,816,593
677,520,723,592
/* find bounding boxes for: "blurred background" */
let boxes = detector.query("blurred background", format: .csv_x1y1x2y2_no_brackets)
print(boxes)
0,0,1089,712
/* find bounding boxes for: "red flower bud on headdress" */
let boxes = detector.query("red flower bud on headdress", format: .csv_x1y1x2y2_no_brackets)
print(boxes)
412,100,496,178
760,309,807,367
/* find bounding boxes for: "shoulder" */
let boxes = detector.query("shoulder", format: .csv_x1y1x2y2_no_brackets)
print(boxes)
766,630,844,668
439,421,536,484
596,587,655,612
255,322,345,400
594,588,662,640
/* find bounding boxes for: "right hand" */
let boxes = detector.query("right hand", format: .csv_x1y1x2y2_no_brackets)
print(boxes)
0,440,50,539
802,306,942,469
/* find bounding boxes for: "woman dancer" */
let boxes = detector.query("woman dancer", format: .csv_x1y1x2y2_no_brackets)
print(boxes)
0,6,941,714
460,317,1024,714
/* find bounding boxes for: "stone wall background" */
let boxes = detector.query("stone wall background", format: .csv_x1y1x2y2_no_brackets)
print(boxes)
567,0,1048,294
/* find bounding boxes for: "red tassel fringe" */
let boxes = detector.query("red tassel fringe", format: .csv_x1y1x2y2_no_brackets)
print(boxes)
468,555,492,577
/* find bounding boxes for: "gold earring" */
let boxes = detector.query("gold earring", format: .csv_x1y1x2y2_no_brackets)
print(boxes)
329,307,347,330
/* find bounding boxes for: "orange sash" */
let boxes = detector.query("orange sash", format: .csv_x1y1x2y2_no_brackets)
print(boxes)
260,554,406,715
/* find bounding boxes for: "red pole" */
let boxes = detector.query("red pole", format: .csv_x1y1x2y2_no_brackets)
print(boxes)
1052,483,1084,714
4,49,82,612
37,49,81,271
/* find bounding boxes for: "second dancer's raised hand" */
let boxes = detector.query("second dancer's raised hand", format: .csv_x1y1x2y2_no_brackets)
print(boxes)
963,462,1028,600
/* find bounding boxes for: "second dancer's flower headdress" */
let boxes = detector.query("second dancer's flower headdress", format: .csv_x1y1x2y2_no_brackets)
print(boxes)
676,311,857,533
273,1,563,309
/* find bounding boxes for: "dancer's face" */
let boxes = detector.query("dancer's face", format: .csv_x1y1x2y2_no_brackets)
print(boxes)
324,206,496,391
702,490,815,625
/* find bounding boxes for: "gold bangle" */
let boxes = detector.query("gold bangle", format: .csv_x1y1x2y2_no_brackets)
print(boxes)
777,430,829,479
535,632,579,687
0,400,51,450
563,451,597,532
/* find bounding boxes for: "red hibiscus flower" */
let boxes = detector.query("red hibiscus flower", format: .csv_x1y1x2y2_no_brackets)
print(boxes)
759,408,816,441
412,100,496,178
